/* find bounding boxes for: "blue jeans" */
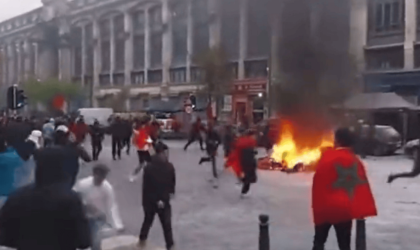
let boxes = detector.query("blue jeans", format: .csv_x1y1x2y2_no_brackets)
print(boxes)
89,217,105,250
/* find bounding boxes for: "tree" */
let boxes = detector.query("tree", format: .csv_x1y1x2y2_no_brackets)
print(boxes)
193,46,232,114
23,78,83,111
105,87,130,112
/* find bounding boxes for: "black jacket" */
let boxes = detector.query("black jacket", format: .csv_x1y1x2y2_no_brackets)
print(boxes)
142,155,176,207
206,129,221,155
240,147,258,183
0,147,91,250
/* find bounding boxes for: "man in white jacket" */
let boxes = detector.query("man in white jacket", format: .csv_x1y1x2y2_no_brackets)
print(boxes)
74,164,124,250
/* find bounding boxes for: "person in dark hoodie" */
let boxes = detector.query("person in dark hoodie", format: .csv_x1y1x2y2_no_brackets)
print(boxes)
0,147,91,250
199,123,221,188
138,143,176,250
55,125,92,187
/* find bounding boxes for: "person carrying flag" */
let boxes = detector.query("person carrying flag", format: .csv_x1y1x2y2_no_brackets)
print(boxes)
311,127,377,250
226,129,258,198
130,119,153,182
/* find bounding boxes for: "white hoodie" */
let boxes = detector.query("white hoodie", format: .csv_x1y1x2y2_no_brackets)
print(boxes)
74,176,124,230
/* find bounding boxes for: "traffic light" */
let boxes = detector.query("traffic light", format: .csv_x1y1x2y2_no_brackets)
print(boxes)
189,94,196,109
7,86,27,110
16,89,27,109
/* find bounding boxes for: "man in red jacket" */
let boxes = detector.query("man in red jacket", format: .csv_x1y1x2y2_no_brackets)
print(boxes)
312,128,377,250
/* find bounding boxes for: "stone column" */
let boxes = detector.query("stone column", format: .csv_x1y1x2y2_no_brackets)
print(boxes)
16,42,23,83
145,8,151,84
110,18,115,86
404,0,416,69
7,44,15,84
23,40,32,80
124,11,133,86
38,40,57,81
33,43,39,78
1,46,7,85
209,0,221,48
92,18,101,107
162,0,173,88
186,0,193,83
81,25,87,85
238,0,248,80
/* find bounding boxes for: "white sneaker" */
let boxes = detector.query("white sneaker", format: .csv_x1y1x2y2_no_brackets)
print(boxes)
240,193,249,199
129,175,138,183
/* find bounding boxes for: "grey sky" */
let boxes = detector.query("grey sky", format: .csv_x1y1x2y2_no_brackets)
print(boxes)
0,0,42,22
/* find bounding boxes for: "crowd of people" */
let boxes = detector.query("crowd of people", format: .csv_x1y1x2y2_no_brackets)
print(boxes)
2,111,416,250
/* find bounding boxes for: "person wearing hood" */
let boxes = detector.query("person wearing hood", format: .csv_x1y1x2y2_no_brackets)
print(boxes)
0,136,25,209
42,118,55,147
89,120,105,161
54,125,92,187
138,143,175,250
0,147,92,250
19,130,42,161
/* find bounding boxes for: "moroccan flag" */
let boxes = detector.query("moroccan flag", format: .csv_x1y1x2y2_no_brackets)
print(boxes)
312,148,377,225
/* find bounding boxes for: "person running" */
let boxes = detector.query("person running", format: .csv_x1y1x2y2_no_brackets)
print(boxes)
184,117,205,151
199,123,221,188
54,125,92,188
130,119,153,182
74,164,124,250
138,143,175,250
388,145,420,183
227,130,258,198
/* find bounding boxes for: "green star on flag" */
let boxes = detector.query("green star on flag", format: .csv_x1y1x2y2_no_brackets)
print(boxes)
332,163,367,199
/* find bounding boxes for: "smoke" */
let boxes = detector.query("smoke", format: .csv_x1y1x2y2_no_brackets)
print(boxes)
272,0,353,119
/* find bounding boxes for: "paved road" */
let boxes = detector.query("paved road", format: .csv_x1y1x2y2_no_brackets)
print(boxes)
2,140,420,250
74,139,420,250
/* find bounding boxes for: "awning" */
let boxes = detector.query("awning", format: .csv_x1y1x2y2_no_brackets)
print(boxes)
338,92,420,111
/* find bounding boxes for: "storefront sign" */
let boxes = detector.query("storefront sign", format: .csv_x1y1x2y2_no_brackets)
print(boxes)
233,80,267,93
223,95,232,112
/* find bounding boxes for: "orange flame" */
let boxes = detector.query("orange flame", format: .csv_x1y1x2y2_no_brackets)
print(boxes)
271,120,334,168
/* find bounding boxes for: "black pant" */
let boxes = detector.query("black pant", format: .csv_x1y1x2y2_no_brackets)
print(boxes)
133,150,152,175
241,182,251,194
92,140,102,161
112,137,122,159
122,136,131,154
184,134,204,150
199,156,217,178
312,221,352,250
139,203,174,250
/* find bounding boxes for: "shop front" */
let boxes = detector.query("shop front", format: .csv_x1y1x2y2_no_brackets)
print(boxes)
232,78,267,124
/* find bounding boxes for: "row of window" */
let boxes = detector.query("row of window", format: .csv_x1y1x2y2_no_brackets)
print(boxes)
364,46,420,70
93,60,268,86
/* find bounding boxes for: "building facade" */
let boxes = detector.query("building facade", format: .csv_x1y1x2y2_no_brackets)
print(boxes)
351,0,420,104
0,0,271,118
0,0,376,119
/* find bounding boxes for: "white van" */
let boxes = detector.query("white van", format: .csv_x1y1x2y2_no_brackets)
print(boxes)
77,108,114,126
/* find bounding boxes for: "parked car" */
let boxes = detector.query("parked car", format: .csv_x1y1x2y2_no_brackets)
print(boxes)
404,139,420,159
359,125,402,156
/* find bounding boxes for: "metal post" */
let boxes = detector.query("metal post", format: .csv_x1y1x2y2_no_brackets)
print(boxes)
355,219,366,250
259,214,270,250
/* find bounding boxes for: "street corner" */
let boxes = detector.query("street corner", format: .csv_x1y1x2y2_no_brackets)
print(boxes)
101,235,166,250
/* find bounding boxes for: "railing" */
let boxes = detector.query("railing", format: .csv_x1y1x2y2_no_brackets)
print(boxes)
258,215,367,250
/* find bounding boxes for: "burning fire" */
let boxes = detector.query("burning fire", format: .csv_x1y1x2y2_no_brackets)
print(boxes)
271,120,334,169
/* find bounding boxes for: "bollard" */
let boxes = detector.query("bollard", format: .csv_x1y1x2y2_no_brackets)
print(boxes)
355,219,366,250
259,214,270,250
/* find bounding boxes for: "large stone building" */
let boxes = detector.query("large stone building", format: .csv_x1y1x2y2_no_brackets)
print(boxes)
2,0,409,118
